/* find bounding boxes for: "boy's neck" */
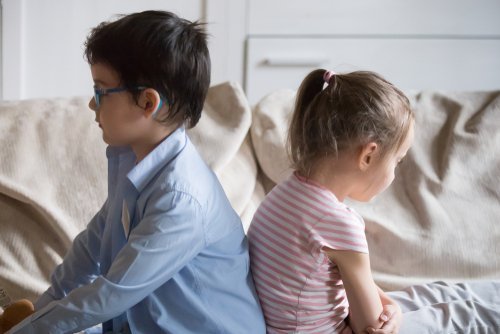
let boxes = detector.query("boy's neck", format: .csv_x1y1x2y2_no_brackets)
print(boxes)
131,123,179,164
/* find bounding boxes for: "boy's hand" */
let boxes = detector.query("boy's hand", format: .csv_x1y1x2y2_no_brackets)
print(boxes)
0,299,35,333
366,303,402,334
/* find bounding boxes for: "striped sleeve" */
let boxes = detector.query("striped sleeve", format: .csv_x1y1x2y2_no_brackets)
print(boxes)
309,212,368,255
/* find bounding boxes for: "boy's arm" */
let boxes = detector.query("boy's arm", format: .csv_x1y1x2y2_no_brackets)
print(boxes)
34,200,108,310
325,249,384,334
9,190,206,334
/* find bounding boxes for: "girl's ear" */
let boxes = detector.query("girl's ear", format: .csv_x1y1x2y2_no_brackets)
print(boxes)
139,88,163,118
358,142,378,171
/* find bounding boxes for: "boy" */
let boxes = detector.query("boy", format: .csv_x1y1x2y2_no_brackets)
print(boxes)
8,10,265,333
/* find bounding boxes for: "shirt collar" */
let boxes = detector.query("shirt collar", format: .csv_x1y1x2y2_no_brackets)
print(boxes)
106,127,187,193
128,127,187,192
106,145,131,159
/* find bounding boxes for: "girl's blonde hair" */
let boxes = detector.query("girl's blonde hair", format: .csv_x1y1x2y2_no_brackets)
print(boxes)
288,69,414,176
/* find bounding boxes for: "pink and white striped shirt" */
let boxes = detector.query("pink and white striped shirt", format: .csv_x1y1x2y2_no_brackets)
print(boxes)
248,173,368,333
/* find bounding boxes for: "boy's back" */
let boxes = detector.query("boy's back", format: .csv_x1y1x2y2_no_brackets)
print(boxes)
124,127,263,332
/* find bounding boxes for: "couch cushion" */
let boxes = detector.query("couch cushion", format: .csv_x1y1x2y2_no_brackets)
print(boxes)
251,89,296,184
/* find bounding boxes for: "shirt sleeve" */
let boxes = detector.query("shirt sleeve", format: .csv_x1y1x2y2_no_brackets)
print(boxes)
309,210,369,257
10,189,206,334
34,200,109,310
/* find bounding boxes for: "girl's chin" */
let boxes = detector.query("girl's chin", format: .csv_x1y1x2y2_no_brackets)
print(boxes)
348,193,377,203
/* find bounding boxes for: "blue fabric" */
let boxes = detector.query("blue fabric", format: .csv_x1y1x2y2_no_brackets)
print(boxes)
10,127,265,333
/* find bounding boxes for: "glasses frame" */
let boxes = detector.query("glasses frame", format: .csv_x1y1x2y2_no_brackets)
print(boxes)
93,86,148,108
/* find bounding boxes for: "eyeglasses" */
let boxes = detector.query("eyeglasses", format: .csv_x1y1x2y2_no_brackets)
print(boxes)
93,86,147,108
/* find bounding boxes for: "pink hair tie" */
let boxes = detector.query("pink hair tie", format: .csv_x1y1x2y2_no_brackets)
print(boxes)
323,70,335,83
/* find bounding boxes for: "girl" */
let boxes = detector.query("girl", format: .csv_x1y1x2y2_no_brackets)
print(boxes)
248,69,500,333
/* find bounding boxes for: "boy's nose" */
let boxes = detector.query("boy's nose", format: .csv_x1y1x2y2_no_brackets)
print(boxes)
88,97,97,111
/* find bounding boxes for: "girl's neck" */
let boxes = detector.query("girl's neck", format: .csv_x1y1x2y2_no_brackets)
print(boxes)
306,155,359,202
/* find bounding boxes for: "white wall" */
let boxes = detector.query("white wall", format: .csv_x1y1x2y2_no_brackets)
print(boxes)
2,0,500,102
0,2,2,101
243,0,500,104
0,0,246,101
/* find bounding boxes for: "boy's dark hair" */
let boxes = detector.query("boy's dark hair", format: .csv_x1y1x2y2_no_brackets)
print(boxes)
85,10,210,128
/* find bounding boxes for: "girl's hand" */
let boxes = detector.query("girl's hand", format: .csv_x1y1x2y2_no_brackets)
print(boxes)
366,303,402,334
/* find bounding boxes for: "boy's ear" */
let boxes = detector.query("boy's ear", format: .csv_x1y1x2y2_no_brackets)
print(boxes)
358,142,378,171
140,88,163,118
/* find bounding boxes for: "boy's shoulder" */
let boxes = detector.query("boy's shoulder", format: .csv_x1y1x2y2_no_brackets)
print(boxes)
142,131,231,212
142,132,242,243
159,134,217,190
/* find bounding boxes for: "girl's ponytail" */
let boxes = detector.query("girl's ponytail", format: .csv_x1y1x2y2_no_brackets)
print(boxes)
288,69,327,175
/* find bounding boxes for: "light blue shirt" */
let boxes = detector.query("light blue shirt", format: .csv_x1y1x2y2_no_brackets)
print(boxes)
10,127,265,333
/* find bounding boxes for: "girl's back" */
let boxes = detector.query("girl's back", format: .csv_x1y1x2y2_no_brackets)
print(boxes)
248,172,368,333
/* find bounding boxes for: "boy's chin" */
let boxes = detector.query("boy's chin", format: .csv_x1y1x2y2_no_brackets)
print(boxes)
101,134,120,146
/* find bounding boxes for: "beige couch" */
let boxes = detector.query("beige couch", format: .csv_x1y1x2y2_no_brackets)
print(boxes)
0,82,499,304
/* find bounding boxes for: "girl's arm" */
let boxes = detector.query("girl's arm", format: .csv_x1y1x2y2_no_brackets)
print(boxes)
366,286,402,334
325,249,384,333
